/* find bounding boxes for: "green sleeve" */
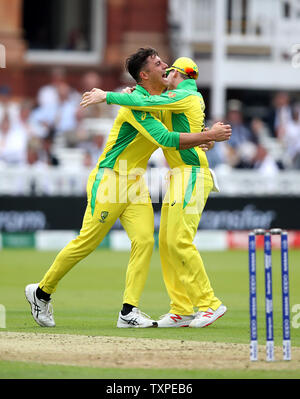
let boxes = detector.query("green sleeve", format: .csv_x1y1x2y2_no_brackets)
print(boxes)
106,90,191,112
129,110,180,150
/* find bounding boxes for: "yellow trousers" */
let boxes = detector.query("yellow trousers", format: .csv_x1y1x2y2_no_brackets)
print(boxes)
159,166,221,315
39,167,154,307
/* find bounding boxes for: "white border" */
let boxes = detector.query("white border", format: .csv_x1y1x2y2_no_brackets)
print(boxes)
0,44,6,68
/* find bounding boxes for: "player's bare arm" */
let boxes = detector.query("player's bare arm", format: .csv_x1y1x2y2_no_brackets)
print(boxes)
80,87,136,107
179,122,231,150
80,88,108,107
198,128,215,151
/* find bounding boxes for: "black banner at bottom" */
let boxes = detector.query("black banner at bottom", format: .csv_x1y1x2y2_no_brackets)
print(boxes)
0,379,295,396
0,196,299,232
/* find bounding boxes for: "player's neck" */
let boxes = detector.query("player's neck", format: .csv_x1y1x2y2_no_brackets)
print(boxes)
140,82,165,95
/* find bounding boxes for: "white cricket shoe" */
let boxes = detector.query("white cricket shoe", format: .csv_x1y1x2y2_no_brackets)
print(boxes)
157,313,195,327
189,304,227,328
25,283,55,327
117,307,157,328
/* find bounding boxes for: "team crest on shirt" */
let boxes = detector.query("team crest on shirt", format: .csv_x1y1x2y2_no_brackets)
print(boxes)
168,92,176,98
99,211,109,223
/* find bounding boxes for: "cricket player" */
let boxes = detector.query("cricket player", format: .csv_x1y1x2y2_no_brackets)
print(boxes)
81,56,228,327
26,48,231,329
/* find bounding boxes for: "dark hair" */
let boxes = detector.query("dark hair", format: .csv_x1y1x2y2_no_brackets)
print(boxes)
125,47,158,83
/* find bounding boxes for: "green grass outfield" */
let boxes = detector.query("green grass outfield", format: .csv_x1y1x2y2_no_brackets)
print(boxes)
0,248,299,379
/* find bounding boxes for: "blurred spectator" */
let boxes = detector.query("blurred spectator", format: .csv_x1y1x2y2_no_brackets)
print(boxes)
267,92,292,139
79,132,106,165
39,132,59,166
77,71,113,119
203,120,228,168
26,137,42,166
73,71,115,149
37,67,80,107
91,133,105,162
18,100,47,138
55,83,79,136
0,112,28,164
0,85,20,124
250,117,271,145
26,133,59,167
253,145,279,176
32,82,79,144
117,71,136,92
206,142,227,168
284,104,300,169
225,99,257,168
82,150,93,168
81,71,101,92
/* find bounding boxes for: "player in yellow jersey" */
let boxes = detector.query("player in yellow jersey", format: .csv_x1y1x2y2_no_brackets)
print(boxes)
81,56,229,328
25,48,231,329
